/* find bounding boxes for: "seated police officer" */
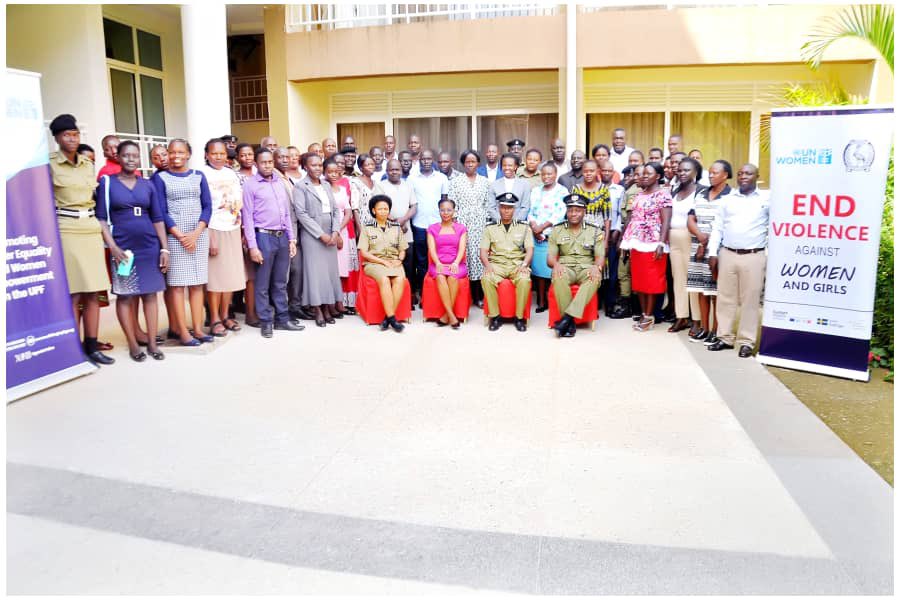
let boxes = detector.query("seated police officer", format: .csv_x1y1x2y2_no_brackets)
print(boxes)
357,194,408,332
547,193,605,337
480,192,534,332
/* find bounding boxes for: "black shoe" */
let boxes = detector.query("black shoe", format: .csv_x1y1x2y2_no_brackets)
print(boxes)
703,334,720,346
554,315,574,337
488,316,502,331
562,322,576,337
261,322,273,338
535,305,548,313
246,320,261,328
514,318,527,332
688,328,708,343
739,345,754,358
87,350,115,365
380,318,390,331
275,320,305,331
609,303,632,319
290,309,315,321
707,340,734,352
388,316,405,332
632,314,642,322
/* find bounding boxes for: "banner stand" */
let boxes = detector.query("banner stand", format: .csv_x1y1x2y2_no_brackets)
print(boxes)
7,363,97,404
757,105,894,381
6,68,97,401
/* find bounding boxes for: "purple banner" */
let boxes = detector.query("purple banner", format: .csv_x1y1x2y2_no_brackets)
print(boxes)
6,165,90,396
6,69,93,401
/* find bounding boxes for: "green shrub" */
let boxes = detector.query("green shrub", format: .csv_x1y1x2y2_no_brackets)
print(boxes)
871,157,893,381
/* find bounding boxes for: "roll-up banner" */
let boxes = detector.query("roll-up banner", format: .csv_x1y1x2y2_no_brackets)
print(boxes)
758,106,894,381
6,69,96,402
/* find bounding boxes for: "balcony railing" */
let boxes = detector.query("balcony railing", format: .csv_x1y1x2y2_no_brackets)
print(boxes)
286,3,559,32
231,75,269,123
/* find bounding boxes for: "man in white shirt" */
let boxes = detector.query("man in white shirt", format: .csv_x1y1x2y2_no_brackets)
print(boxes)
707,164,770,357
408,149,449,303
550,138,570,177
407,134,422,177
609,128,635,174
383,135,398,161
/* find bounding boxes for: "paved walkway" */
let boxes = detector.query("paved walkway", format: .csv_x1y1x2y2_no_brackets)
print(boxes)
6,306,893,593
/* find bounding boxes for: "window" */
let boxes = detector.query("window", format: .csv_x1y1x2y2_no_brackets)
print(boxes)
337,122,385,156
478,114,558,159
393,117,472,168
586,113,665,158
670,111,750,174
103,17,166,137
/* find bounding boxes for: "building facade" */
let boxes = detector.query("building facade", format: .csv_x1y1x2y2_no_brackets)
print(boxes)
7,3,893,183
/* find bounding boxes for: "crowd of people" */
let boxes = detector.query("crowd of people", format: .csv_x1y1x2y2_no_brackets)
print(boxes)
48,113,769,366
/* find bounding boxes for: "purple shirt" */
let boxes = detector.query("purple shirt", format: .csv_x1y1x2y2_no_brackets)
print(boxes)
241,172,295,249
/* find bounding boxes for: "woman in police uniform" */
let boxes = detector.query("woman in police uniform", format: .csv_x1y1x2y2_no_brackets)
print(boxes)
357,194,408,332
48,114,114,365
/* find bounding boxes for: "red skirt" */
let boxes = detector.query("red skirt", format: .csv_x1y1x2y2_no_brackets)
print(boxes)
630,249,668,294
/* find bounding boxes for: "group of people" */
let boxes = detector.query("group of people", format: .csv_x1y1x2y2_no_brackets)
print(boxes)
49,113,769,366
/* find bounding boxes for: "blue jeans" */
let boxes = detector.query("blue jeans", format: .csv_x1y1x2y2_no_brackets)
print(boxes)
254,232,291,324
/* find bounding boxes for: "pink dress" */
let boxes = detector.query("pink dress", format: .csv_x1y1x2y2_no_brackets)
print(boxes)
427,222,468,279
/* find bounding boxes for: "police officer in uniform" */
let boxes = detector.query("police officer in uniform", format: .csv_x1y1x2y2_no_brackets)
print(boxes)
480,192,535,332
357,194,408,332
506,138,525,162
547,193,606,337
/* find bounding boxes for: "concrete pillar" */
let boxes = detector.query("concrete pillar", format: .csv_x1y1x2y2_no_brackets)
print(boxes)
180,5,231,166
565,1,577,153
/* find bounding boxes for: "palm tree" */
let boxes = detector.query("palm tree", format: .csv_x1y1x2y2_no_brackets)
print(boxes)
801,4,894,73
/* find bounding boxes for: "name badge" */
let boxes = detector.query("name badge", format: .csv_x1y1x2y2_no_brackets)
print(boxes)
559,236,571,243
133,206,142,217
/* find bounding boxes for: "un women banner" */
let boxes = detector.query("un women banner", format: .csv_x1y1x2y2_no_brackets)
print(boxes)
758,106,894,381
6,69,96,402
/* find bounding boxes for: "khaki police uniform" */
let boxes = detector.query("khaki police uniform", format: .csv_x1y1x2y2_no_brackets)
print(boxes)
358,220,408,280
480,220,534,319
617,184,640,296
548,222,605,318
49,151,109,293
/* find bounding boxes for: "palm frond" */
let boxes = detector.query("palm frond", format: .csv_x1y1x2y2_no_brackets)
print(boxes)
801,5,894,73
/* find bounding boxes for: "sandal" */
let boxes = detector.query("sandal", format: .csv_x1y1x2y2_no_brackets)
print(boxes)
637,316,655,332
148,349,165,360
130,351,147,362
343,307,357,316
668,319,690,333
223,318,241,331
210,321,227,337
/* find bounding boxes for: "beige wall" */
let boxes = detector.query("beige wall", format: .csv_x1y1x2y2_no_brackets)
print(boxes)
576,5,881,68
263,5,289,144
7,4,115,153
278,5,883,82
282,15,565,81
230,121,270,146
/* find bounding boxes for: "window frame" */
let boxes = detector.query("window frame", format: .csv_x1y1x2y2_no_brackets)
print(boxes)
103,15,168,137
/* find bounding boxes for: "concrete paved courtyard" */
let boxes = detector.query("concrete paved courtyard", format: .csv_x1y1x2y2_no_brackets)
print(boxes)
6,307,893,594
